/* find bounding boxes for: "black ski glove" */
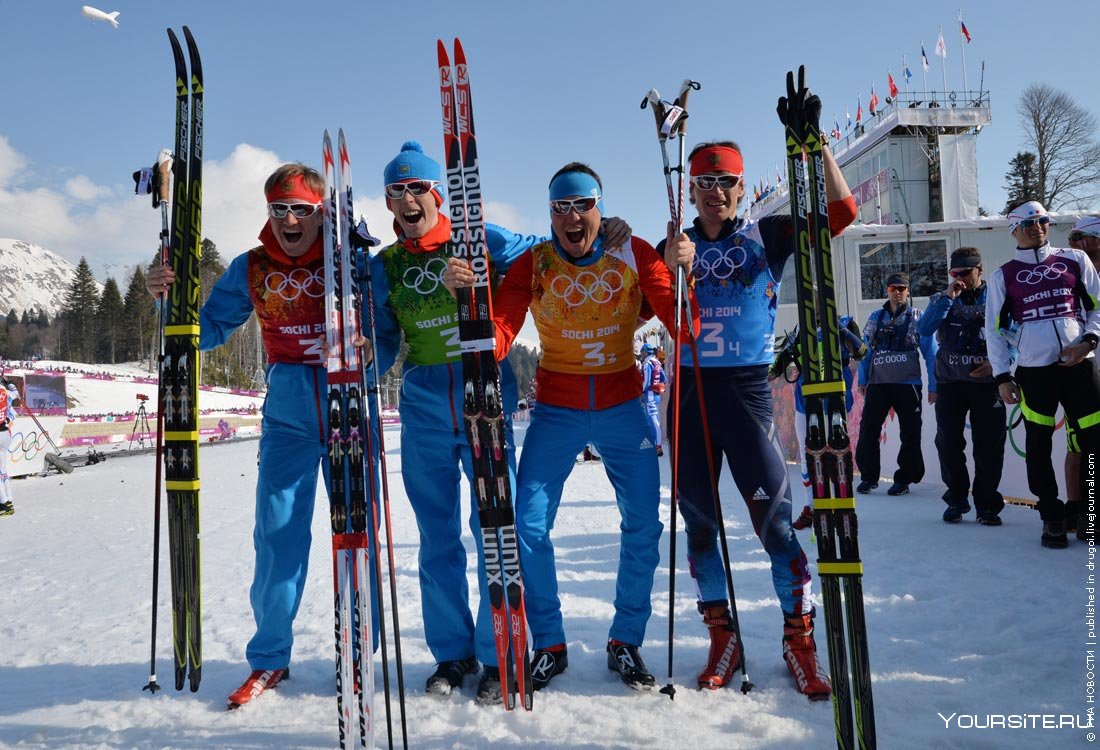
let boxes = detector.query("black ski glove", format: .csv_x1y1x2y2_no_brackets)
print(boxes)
776,65,822,132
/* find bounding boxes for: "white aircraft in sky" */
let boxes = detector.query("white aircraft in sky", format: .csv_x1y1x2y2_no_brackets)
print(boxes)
81,6,120,28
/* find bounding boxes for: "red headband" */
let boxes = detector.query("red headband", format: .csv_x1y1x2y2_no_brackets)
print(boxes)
265,173,322,204
689,146,743,178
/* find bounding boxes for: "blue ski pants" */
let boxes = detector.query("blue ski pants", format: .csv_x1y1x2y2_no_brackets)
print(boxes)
517,399,663,649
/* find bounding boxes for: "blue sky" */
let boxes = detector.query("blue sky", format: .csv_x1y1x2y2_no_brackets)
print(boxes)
0,0,1097,281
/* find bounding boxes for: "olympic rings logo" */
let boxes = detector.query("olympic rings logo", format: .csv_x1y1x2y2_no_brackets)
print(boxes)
403,258,449,294
547,269,624,306
265,269,325,300
692,246,747,281
8,430,48,463
1015,262,1068,285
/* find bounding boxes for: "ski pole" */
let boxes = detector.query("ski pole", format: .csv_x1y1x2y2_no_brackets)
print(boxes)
353,221,408,749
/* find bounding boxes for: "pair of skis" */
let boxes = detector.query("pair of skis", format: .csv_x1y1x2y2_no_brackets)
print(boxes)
438,38,533,711
782,66,876,750
322,129,408,749
143,26,203,695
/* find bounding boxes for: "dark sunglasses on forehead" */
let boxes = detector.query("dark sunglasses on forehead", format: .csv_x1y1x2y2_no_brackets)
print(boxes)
691,174,743,190
1018,216,1050,229
549,196,601,215
267,202,322,219
384,180,439,199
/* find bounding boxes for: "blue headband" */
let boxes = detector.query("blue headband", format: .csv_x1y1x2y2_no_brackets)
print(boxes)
549,171,603,216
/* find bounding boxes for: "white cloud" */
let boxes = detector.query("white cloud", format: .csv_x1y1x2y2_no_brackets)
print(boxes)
64,175,110,202
0,136,28,186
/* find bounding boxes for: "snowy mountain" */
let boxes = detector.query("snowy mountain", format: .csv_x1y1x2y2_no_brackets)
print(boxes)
0,238,94,317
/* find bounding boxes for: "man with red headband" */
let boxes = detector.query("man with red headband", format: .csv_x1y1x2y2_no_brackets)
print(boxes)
366,143,634,703
661,88,857,700
148,163,347,707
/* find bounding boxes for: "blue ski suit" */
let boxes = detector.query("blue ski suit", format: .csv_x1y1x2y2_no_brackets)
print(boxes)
198,226,382,671
368,216,538,668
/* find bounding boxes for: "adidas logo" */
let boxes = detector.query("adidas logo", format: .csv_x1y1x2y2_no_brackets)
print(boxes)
752,487,769,501
639,437,654,449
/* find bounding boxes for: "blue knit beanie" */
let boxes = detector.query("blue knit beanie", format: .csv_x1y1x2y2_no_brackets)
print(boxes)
383,141,444,199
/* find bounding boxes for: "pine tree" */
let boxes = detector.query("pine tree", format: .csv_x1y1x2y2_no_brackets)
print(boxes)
96,277,125,363
36,309,49,327
1003,151,1040,215
60,257,101,362
5,310,16,329
122,265,157,367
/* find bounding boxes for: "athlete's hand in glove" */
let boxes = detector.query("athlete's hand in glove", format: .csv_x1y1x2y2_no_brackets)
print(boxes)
601,216,632,249
442,257,475,298
664,221,695,273
776,65,823,131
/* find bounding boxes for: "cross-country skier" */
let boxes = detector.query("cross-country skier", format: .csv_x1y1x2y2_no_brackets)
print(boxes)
444,162,697,696
639,343,667,456
661,78,857,700
365,143,632,703
147,163,367,708
986,201,1100,548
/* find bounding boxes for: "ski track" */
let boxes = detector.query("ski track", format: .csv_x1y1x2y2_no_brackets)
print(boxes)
0,421,1089,749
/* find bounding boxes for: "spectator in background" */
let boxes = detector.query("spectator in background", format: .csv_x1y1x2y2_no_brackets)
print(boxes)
855,272,938,496
0,379,18,517
917,248,1007,525
986,202,1100,549
1062,216,1100,541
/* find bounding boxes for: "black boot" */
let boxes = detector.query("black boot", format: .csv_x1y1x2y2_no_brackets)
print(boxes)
425,656,478,695
606,641,655,690
530,644,568,691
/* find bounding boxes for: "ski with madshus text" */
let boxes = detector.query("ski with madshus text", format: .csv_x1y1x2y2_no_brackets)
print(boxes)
322,129,377,749
782,66,876,750
162,26,203,694
438,38,533,711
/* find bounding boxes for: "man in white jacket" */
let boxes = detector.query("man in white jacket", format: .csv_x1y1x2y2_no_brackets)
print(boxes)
985,201,1100,548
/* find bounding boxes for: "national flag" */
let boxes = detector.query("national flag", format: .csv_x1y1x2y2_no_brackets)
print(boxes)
869,84,879,114
921,44,930,71
960,14,972,43
776,163,782,184
832,118,841,141
753,185,760,201
904,65,913,83
935,28,947,58
846,106,852,129
888,72,899,98
856,94,863,126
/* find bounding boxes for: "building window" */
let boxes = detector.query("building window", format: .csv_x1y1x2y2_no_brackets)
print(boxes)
858,238,948,299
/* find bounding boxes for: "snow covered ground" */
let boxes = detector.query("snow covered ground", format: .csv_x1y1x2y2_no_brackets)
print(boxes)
0,422,1091,750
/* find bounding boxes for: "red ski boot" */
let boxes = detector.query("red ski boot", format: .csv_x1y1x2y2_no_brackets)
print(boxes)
783,612,831,701
696,602,742,690
227,667,289,710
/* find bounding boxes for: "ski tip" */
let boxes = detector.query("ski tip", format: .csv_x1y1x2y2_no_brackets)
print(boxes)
436,38,449,64
454,37,466,62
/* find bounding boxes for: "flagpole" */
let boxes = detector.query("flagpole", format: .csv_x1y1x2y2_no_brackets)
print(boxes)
959,11,970,100
939,27,949,102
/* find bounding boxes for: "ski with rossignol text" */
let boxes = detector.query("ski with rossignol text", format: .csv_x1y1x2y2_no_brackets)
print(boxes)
163,26,203,694
782,66,876,750
437,37,533,711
